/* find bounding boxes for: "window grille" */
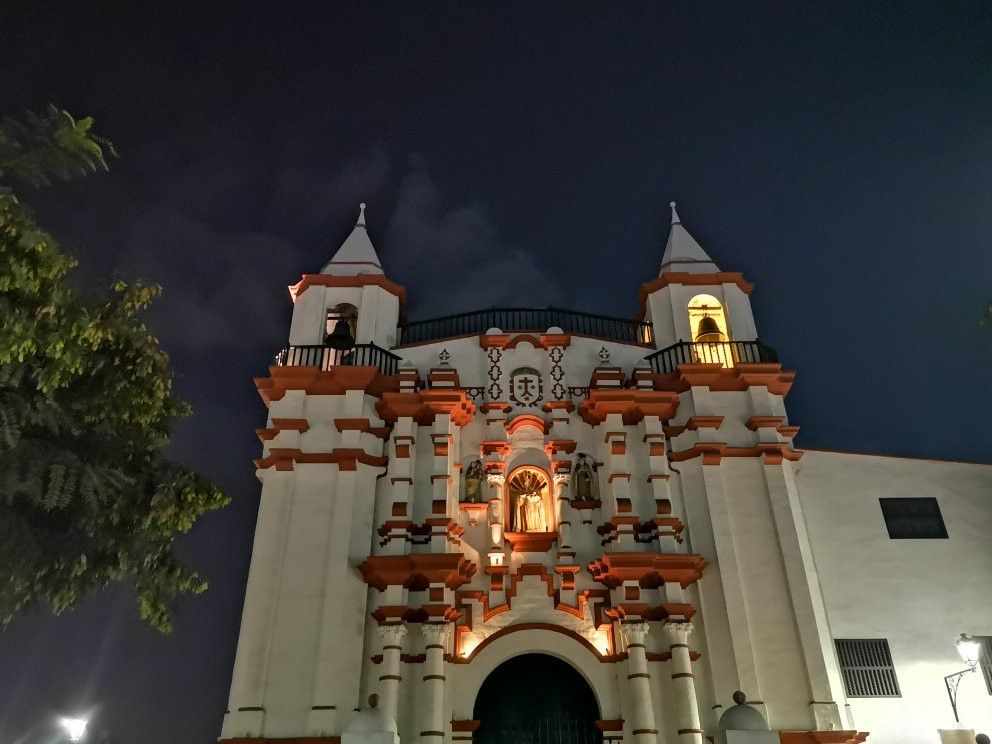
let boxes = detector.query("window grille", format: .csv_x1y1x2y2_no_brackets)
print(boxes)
979,636,992,695
835,639,901,697
879,497,948,539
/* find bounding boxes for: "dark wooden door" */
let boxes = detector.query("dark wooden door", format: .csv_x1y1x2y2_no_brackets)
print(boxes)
473,654,603,744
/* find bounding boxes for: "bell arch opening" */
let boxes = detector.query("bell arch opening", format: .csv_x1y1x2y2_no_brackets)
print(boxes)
687,293,734,366
472,653,603,744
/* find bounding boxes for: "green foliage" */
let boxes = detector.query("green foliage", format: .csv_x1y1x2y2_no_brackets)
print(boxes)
0,109,227,632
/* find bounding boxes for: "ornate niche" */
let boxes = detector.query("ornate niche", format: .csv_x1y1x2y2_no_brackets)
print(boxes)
503,466,557,553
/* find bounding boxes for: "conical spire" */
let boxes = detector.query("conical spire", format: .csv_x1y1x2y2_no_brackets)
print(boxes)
658,201,720,275
320,202,384,275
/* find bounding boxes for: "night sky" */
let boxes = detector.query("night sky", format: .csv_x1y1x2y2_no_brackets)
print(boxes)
2,3,991,742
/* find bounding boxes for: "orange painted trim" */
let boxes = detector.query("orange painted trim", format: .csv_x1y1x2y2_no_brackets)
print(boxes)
288,273,407,303
504,333,542,350
746,415,786,430
588,552,707,589
504,531,558,553
479,334,512,349
480,401,512,414
451,720,481,733
480,440,512,456
453,621,609,664
540,333,571,349
777,424,800,438
506,414,549,435
376,390,476,427
686,415,724,430
221,739,339,744
595,720,624,733
778,733,869,744
545,439,577,457
256,365,395,405
358,554,478,591
334,418,390,440
543,400,575,412
254,448,388,471
579,389,680,426
667,442,803,464
636,272,754,321
272,417,310,432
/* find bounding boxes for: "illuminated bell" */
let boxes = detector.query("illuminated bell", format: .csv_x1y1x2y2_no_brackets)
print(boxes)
695,315,724,343
325,319,355,350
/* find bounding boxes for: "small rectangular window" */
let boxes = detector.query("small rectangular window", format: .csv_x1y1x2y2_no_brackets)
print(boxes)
879,497,948,539
835,639,901,697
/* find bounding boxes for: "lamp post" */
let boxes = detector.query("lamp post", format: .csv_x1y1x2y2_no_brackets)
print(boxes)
945,633,982,723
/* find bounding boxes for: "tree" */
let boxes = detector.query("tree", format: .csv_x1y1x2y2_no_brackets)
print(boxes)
0,107,227,632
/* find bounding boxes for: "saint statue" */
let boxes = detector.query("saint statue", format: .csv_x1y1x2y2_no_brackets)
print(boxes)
573,454,595,502
463,459,484,502
509,469,549,532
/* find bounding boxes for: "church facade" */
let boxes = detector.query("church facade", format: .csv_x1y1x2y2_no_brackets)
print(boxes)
219,204,992,744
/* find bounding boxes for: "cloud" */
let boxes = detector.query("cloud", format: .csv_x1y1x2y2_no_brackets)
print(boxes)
385,158,563,317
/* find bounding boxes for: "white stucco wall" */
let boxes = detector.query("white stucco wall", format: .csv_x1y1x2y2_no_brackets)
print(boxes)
799,450,992,742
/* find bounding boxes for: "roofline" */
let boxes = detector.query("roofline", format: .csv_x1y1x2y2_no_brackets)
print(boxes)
803,447,992,467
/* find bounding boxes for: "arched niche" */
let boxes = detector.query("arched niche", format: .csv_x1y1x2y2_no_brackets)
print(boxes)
687,293,733,366
325,302,358,341
505,466,554,534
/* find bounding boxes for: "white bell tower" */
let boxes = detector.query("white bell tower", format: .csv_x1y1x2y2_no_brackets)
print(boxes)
638,203,851,731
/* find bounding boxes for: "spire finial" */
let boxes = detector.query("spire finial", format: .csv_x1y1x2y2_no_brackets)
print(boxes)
669,201,681,225
357,202,367,228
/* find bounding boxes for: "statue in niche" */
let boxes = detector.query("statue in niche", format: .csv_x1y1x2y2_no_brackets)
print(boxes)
463,459,484,502
508,468,550,532
573,454,595,502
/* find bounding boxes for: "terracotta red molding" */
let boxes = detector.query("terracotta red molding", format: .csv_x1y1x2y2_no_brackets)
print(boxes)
256,365,397,405
668,442,803,465
579,389,680,426
778,733,869,744
288,273,406,303
745,415,786,430
334,417,389,439
505,414,549,435
686,415,724,430
588,552,707,589
479,333,512,349
539,333,571,349
358,554,478,592
376,390,476,427
254,448,388,472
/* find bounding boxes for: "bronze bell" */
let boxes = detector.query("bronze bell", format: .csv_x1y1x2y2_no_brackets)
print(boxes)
325,319,356,350
695,315,724,343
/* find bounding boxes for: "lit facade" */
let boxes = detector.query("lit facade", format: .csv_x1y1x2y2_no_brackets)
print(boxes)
219,203,992,744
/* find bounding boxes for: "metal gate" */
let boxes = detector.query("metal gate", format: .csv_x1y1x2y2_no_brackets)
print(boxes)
473,654,603,744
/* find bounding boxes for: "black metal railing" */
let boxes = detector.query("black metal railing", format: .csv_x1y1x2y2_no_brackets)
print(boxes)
398,307,653,346
274,343,401,375
644,340,778,374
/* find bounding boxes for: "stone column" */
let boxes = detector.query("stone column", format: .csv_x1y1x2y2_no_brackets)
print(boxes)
553,472,573,561
486,472,505,551
376,623,408,724
421,622,449,743
621,622,659,744
664,621,704,743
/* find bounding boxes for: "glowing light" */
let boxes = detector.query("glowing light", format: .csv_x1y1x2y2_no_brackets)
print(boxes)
61,718,88,741
956,633,982,667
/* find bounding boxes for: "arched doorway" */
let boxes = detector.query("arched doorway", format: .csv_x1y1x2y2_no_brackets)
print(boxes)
473,653,603,744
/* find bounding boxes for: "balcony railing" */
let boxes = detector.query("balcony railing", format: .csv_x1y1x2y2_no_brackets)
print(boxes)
398,307,654,346
644,340,778,374
274,343,401,375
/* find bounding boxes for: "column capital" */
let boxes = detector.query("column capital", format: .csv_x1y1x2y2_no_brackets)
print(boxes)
487,473,506,487
621,621,651,646
377,622,408,646
553,472,570,486
421,622,450,645
663,620,694,644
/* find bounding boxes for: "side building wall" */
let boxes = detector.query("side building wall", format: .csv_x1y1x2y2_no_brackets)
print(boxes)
800,449,992,742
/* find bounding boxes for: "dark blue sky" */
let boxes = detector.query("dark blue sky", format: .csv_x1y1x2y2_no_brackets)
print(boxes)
1,3,991,743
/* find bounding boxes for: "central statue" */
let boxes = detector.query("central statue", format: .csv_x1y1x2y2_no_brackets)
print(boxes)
510,469,548,532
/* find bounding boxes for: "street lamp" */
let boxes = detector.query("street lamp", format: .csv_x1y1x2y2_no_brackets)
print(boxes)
945,633,982,723
60,717,88,741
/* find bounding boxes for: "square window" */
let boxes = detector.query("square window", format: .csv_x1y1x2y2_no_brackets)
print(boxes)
879,497,948,539
835,639,901,697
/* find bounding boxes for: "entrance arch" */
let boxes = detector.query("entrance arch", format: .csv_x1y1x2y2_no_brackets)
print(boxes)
473,653,603,744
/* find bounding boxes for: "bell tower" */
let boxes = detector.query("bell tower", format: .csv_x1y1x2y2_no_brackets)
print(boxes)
221,204,404,741
638,203,851,731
